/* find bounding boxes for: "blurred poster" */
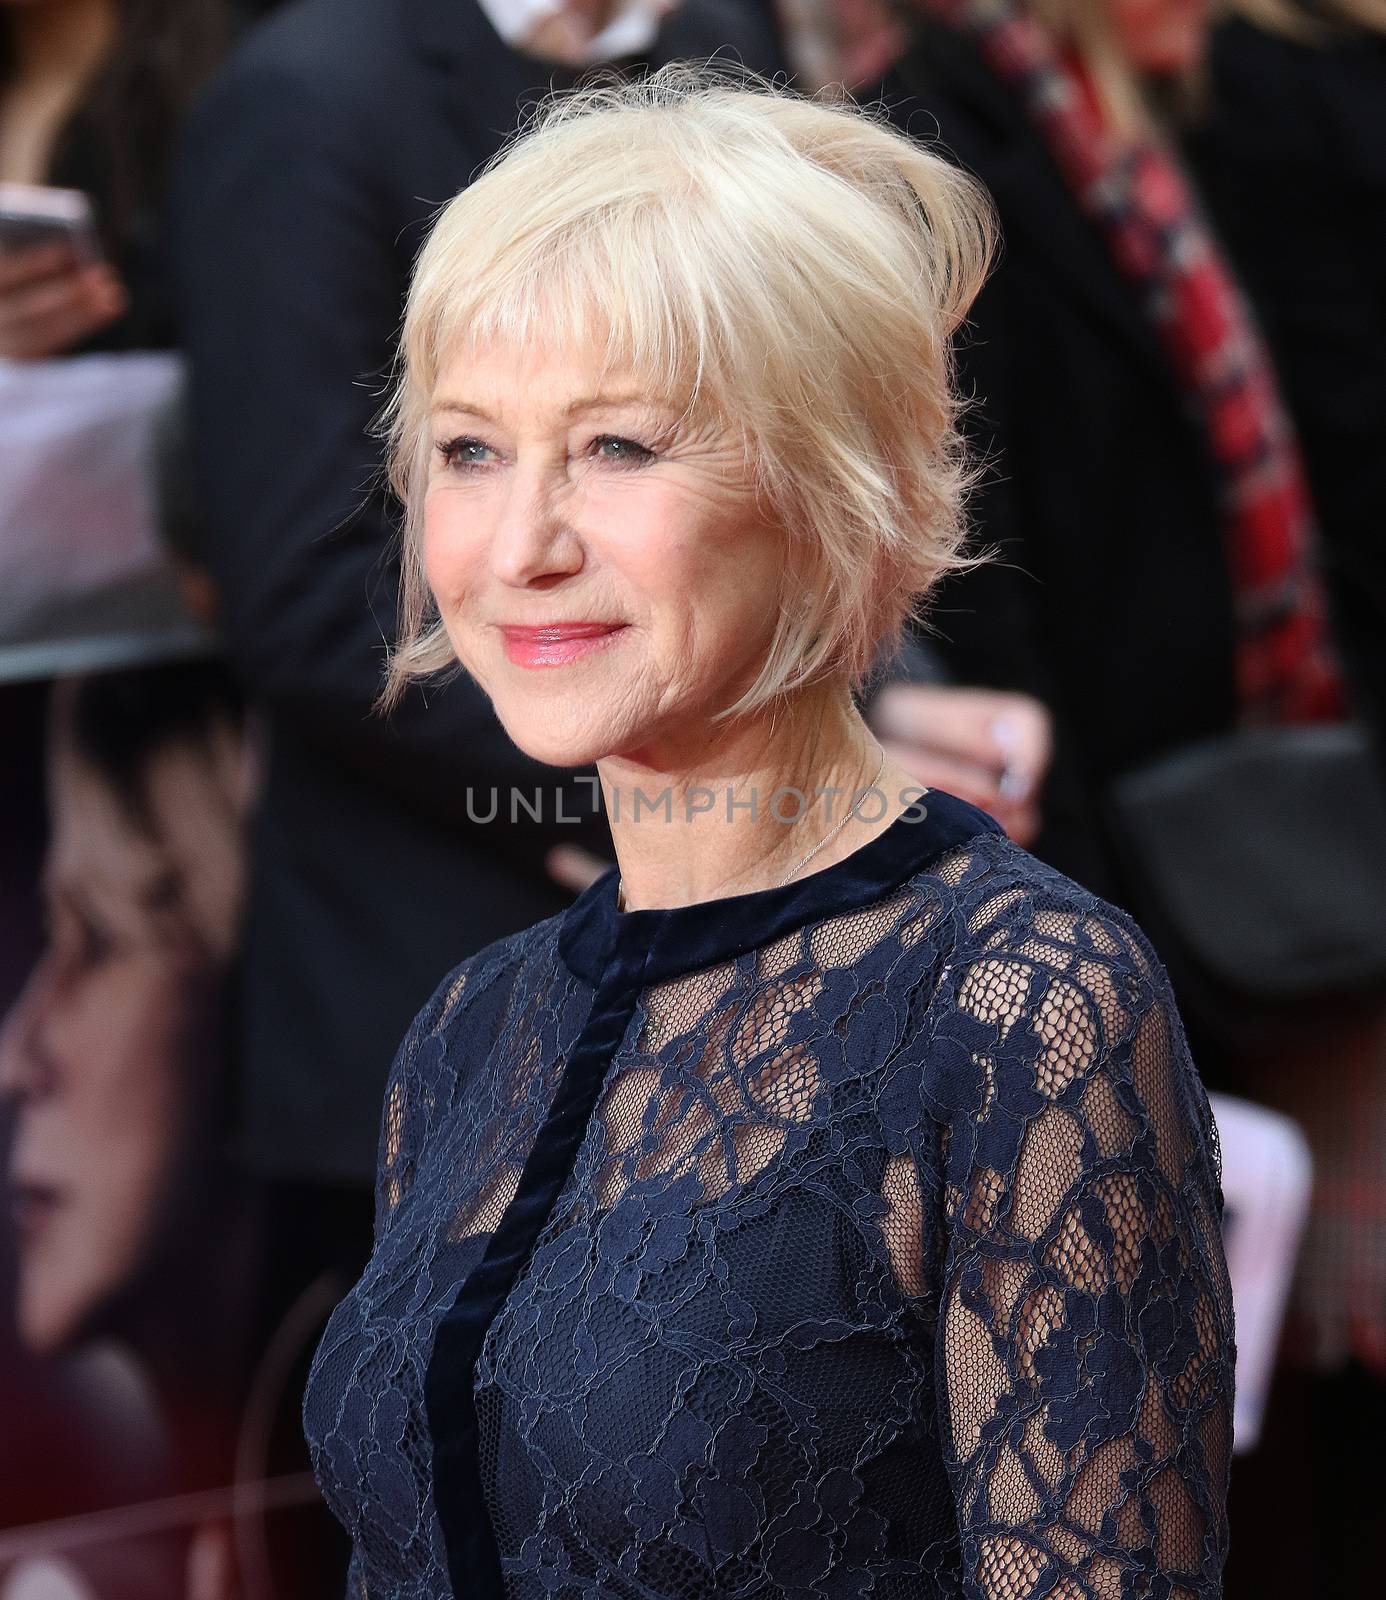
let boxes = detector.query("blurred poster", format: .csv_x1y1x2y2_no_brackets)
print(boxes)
0,662,258,1600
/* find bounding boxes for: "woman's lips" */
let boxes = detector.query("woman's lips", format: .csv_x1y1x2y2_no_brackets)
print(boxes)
9,1180,64,1246
499,622,628,668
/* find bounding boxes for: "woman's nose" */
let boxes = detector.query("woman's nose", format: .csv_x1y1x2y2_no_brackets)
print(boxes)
0,962,61,1103
489,466,585,588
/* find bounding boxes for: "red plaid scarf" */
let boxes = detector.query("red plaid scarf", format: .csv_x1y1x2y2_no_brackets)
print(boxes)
889,0,1345,722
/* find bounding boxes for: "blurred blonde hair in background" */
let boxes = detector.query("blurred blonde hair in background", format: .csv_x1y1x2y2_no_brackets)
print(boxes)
1223,0,1386,39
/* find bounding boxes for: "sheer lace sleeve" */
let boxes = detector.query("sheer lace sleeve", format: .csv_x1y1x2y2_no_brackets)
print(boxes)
932,890,1234,1598
345,1548,369,1599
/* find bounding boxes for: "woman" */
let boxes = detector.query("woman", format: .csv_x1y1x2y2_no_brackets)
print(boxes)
0,0,227,355
303,69,1233,1600
1,664,249,1366
0,662,253,1596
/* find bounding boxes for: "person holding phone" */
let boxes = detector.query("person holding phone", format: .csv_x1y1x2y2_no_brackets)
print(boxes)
0,0,227,357
0,224,124,359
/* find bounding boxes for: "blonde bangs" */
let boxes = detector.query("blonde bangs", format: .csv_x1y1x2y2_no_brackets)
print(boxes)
408,214,722,427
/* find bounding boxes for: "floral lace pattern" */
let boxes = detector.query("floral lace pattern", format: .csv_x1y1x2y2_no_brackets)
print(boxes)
304,804,1233,1600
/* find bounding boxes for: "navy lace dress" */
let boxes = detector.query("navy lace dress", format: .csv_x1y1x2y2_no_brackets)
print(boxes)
303,789,1234,1599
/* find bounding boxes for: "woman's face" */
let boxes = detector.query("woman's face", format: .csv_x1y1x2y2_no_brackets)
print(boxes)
0,731,216,1355
423,336,788,769
1108,0,1211,76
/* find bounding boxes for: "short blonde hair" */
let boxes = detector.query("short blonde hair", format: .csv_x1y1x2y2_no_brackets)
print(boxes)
382,64,994,717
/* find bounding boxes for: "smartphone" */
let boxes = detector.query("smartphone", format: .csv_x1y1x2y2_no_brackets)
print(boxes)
0,183,103,265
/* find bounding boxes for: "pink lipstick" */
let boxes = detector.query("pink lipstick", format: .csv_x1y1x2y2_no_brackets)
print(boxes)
9,1180,63,1246
500,622,627,668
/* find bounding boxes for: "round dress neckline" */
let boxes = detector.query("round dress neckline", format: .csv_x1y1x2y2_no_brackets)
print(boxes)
556,787,1005,987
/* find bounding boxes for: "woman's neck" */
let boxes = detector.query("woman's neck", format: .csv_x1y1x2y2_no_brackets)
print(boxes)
598,685,922,911
7,0,116,90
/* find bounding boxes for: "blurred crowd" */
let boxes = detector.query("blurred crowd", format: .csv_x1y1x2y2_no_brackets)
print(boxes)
0,0,1383,1596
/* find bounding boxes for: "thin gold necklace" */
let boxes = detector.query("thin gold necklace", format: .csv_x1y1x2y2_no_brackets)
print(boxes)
616,748,887,912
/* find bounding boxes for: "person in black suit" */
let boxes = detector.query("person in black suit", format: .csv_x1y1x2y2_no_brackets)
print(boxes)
173,0,785,1196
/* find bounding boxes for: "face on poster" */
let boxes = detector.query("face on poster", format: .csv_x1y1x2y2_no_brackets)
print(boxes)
0,665,253,1591
3,671,248,1354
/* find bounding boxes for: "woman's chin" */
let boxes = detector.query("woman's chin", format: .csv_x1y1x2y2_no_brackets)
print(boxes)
498,712,622,772
17,1279,85,1357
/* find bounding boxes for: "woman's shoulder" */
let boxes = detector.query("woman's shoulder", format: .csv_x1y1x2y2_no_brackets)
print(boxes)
911,831,1208,1143
923,827,1166,987
911,830,1189,1086
376,915,565,1159
408,913,566,1045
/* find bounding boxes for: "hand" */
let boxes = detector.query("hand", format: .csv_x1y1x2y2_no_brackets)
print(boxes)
868,683,1052,846
546,842,613,895
0,242,128,359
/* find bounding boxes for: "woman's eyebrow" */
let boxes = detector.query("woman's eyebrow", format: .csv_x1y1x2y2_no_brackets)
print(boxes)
561,393,657,416
431,399,496,421
430,393,668,421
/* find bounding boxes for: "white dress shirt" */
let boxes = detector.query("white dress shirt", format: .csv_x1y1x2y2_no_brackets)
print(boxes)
473,0,675,64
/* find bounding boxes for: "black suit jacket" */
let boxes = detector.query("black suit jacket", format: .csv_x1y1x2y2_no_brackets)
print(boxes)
874,18,1239,897
173,0,784,1183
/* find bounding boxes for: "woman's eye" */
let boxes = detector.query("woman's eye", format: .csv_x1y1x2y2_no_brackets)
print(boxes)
591,435,655,466
76,918,116,968
435,436,494,471
53,913,114,969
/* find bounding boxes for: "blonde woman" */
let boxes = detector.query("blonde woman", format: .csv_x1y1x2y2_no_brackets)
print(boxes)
303,68,1233,1600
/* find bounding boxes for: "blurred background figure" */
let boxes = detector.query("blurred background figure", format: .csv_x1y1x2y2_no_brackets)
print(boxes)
3,666,249,1365
1186,4,1386,1593
0,0,229,357
1190,0,1386,757
874,0,1345,904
